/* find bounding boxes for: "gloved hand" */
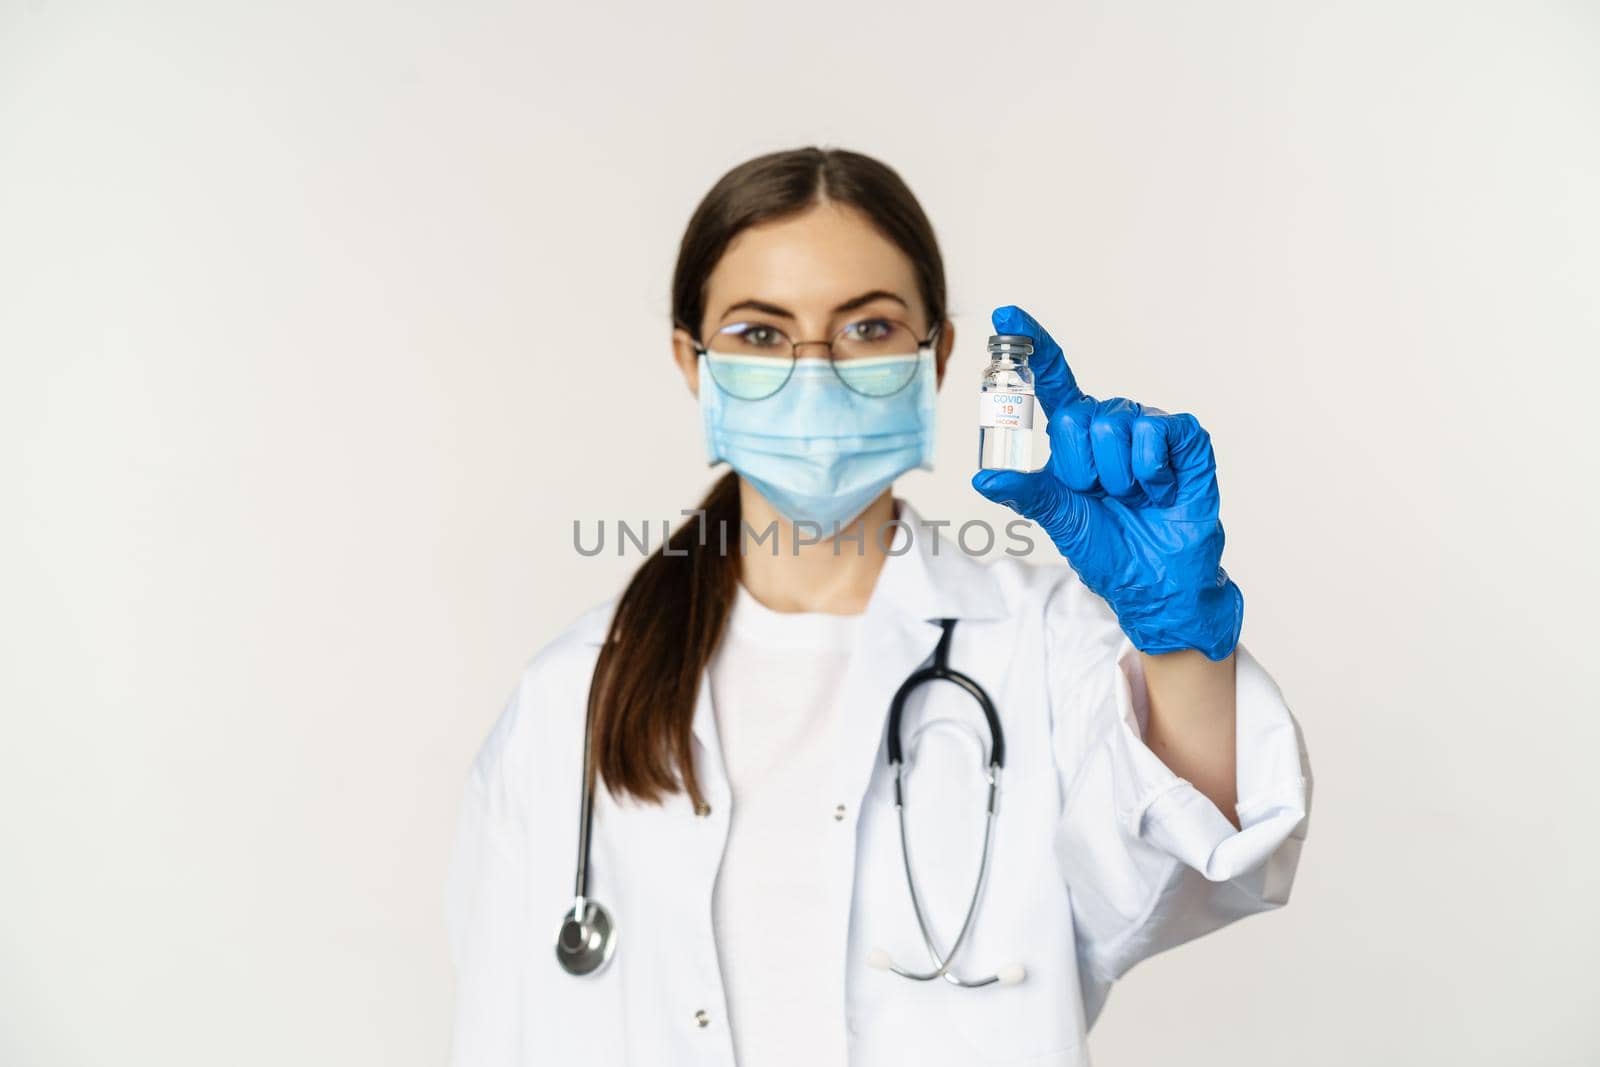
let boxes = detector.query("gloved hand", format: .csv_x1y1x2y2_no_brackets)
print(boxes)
971,305,1243,661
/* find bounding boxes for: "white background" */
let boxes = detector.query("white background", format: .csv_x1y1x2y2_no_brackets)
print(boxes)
3,1,1597,1063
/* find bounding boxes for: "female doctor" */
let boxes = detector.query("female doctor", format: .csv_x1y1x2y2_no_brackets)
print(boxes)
446,146,1312,1067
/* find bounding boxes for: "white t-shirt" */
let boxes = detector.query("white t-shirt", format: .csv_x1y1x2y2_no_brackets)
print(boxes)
706,579,863,1067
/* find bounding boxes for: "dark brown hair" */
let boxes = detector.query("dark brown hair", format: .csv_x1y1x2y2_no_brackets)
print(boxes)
587,146,948,808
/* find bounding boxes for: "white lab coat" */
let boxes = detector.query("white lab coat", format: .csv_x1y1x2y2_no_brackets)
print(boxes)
446,499,1312,1067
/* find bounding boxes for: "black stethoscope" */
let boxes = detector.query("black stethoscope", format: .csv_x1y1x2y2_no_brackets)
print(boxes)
555,618,1026,987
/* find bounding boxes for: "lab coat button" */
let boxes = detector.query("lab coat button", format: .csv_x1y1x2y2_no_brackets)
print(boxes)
693,1009,711,1028
694,801,711,817
833,803,847,821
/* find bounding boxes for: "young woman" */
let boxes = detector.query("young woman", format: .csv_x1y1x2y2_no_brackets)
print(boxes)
446,146,1311,1067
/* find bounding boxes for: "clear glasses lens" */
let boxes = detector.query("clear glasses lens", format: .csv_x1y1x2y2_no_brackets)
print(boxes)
831,319,923,397
704,319,926,400
705,322,796,400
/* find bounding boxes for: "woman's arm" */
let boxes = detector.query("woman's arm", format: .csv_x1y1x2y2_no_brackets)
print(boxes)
1139,649,1240,830
446,681,533,1067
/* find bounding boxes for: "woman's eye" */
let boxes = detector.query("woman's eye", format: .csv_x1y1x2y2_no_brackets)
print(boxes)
737,325,784,347
846,318,892,341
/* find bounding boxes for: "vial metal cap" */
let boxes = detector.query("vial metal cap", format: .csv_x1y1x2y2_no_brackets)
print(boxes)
987,334,1034,358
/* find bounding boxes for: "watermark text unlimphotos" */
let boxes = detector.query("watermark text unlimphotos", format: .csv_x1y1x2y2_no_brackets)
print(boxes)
572,511,1040,558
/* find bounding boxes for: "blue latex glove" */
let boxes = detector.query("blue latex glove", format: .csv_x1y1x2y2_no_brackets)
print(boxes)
971,305,1243,661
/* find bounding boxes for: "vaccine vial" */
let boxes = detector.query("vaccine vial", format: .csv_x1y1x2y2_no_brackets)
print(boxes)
978,334,1036,471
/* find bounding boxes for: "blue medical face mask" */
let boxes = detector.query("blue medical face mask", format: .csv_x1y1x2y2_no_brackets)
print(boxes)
698,351,938,532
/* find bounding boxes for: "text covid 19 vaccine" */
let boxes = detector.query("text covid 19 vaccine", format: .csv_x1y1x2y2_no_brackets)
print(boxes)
978,333,1036,472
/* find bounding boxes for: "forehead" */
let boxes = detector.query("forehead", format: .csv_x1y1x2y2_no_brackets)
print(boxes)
702,201,922,324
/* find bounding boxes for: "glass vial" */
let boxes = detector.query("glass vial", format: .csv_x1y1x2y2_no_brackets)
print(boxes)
978,334,1036,471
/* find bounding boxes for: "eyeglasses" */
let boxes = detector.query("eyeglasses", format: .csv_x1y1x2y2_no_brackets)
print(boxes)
692,317,940,400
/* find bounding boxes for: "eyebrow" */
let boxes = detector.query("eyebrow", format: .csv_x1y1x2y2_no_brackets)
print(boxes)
717,289,909,323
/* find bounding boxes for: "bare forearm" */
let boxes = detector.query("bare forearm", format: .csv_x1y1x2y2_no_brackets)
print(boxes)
1138,649,1240,830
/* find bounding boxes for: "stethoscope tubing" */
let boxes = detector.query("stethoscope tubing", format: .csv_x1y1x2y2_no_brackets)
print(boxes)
886,758,1005,986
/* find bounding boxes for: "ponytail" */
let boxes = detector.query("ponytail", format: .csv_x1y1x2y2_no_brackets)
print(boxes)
586,471,739,808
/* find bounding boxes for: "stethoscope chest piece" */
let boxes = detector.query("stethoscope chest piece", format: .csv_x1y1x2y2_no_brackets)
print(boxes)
555,899,616,976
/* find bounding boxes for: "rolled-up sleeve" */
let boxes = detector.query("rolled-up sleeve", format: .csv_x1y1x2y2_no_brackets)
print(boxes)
1045,572,1313,996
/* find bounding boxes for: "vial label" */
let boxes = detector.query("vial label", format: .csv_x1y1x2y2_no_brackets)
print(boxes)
979,391,1034,430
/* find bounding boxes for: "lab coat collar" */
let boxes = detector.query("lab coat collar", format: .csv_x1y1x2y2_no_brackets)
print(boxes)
868,497,1009,626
